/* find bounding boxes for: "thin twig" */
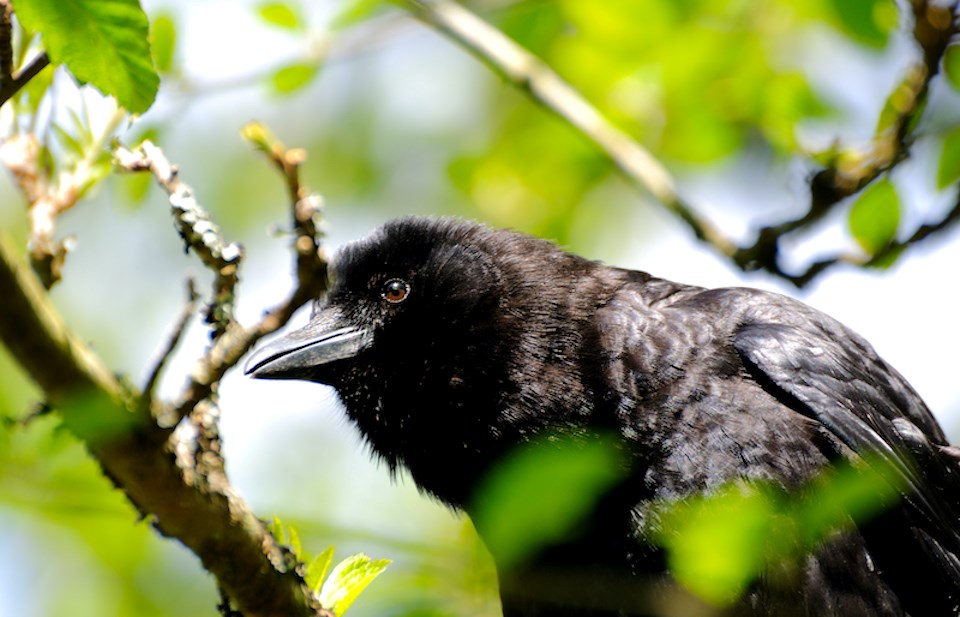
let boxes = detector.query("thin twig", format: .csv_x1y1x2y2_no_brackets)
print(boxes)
115,141,244,337
400,0,960,287
732,1,957,283
0,51,48,107
140,278,198,417
782,181,960,287
114,136,328,425
243,121,328,303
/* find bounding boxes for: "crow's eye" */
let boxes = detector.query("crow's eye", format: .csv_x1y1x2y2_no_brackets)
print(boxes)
381,278,410,304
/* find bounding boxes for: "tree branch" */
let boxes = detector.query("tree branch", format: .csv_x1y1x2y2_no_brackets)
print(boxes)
399,0,960,287
114,136,328,428
0,0,48,109
398,0,737,256
0,133,337,616
0,232,327,617
0,50,49,107
115,142,243,338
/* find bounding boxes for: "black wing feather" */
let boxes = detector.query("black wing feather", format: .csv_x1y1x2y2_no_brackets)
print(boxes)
733,321,960,561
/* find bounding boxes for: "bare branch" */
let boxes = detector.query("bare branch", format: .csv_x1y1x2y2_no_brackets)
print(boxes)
140,279,198,414
0,234,328,617
115,135,328,425
732,1,958,282
243,121,328,304
399,0,960,287
115,141,243,337
0,51,49,107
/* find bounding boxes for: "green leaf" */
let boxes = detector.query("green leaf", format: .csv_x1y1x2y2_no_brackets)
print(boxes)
827,0,896,48
848,179,900,255
287,525,302,558
317,554,391,616
257,2,302,30
305,546,335,593
470,433,625,572
937,126,960,189
270,62,320,94
657,460,900,607
331,0,385,30
267,515,287,545
659,485,776,605
945,45,960,91
11,0,159,113
151,13,176,74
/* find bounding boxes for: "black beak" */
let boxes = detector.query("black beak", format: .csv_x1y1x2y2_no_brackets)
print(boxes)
244,308,373,380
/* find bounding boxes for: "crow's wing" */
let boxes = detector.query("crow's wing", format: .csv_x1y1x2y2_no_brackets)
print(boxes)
733,320,960,562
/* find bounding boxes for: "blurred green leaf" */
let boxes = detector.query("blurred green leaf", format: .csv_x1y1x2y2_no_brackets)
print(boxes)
318,553,391,616
660,484,775,605
268,515,288,545
658,460,901,607
470,433,625,572
937,126,960,189
12,0,159,113
151,13,177,74
118,172,153,207
288,524,303,558
257,1,303,30
270,61,320,94
848,178,900,254
305,546,335,593
331,0,385,30
945,45,960,91
827,0,897,48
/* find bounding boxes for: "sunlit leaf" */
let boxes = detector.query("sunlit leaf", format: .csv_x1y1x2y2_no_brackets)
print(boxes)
937,126,960,189
151,13,177,74
257,1,302,30
287,525,302,558
305,546,335,593
317,553,391,616
12,0,159,113
268,515,287,545
848,179,900,254
270,61,320,94
470,433,625,572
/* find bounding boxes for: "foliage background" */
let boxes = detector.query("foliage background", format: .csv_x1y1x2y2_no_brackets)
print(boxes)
1,0,960,615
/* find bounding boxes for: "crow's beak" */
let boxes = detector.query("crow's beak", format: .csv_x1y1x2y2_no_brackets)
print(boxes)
244,308,373,380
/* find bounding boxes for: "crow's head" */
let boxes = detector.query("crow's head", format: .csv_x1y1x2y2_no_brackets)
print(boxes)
247,217,503,385
245,217,606,503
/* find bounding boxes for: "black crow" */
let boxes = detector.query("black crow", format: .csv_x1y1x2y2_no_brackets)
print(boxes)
245,217,960,616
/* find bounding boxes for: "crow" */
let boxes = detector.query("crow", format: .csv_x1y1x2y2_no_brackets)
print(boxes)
245,216,960,616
